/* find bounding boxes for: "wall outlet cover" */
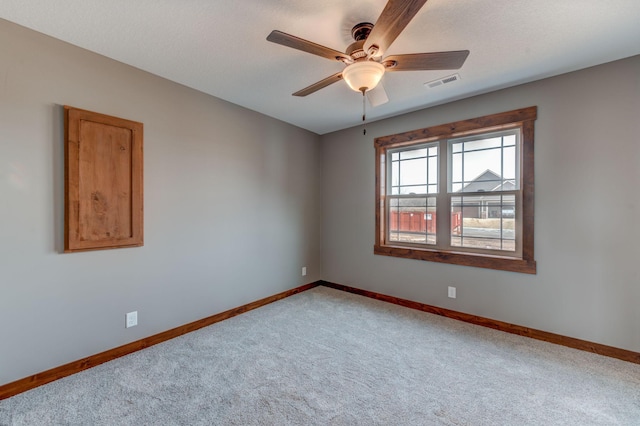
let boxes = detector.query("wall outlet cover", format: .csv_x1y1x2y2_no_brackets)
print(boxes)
448,287,457,299
126,311,138,328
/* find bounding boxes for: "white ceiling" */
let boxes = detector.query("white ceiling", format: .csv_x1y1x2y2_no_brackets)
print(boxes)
2,0,640,134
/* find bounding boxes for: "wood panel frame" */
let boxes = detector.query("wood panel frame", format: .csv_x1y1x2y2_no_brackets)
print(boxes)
374,106,537,274
64,106,143,252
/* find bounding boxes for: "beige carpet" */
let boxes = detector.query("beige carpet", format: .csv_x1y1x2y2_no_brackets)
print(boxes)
1,286,639,425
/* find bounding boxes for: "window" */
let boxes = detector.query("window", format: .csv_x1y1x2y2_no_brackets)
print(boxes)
374,107,536,274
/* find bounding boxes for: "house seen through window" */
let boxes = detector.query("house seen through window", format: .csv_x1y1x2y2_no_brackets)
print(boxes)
375,107,536,274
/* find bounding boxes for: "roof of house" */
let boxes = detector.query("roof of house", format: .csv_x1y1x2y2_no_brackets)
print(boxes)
460,170,516,193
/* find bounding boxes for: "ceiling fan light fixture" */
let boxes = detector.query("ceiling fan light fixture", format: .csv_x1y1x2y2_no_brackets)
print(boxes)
342,61,385,93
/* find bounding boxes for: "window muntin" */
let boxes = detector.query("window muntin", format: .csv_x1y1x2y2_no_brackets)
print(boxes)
390,145,438,195
387,143,438,246
447,129,521,256
388,197,437,245
374,107,536,274
451,194,517,253
386,131,520,256
449,131,519,193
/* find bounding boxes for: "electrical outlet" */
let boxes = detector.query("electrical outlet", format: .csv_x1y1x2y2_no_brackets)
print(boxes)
126,311,138,328
448,286,457,299
302,267,307,276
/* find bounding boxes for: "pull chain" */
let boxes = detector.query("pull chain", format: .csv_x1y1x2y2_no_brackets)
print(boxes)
361,88,367,135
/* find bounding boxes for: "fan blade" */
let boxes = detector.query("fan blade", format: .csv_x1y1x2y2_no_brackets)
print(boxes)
293,72,344,97
364,0,429,58
384,51,470,71
367,83,389,107
267,30,351,62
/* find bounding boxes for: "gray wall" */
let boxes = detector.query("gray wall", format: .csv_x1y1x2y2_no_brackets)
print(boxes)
0,20,322,386
2,15,639,389
321,55,640,353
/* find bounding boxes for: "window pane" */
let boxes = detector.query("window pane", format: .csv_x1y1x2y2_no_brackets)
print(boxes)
388,197,436,245
460,148,502,190
400,158,427,186
472,149,502,178
451,152,462,184
451,195,515,251
503,146,516,181
428,156,438,185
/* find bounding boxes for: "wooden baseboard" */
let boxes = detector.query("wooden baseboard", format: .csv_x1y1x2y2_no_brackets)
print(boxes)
4,279,638,400
0,282,319,400
319,280,640,365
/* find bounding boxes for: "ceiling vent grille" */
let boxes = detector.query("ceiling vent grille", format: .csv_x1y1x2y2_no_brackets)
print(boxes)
424,73,460,89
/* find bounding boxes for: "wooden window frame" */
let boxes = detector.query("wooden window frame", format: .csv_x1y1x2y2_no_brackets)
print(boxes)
374,107,537,274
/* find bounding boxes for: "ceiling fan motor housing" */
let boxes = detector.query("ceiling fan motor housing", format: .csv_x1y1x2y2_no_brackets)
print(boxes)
347,23,374,60
346,40,367,59
351,22,373,41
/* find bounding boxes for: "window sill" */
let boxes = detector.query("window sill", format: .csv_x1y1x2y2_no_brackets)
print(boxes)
374,244,537,274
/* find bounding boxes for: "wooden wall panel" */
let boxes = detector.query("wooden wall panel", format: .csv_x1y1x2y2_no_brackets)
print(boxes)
64,106,143,252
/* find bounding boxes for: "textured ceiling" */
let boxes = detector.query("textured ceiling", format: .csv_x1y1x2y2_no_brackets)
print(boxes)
1,0,640,134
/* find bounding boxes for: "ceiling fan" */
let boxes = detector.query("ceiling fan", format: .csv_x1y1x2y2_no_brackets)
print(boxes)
266,0,469,107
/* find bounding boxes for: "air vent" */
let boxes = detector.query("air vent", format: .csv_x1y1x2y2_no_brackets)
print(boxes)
424,73,460,89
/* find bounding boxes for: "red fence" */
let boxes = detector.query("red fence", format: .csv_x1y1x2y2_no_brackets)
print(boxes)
389,212,462,234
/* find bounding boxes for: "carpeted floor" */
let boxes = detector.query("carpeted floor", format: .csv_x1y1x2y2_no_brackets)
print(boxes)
1,286,639,425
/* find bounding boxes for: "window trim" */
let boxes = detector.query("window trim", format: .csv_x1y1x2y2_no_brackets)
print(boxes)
374,107,537,274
